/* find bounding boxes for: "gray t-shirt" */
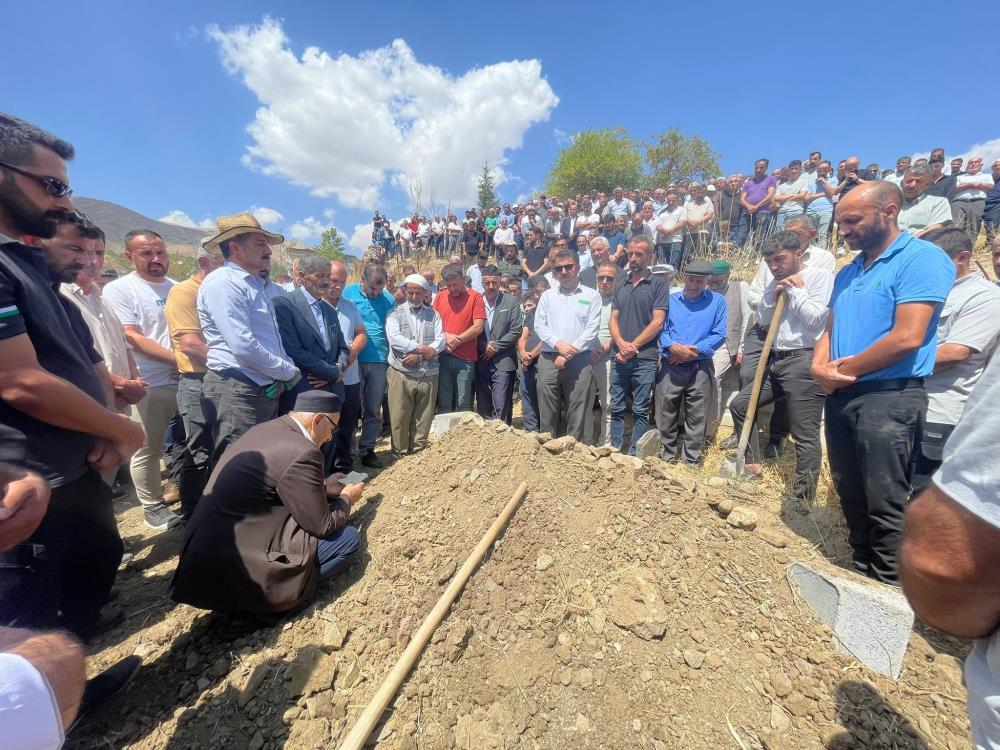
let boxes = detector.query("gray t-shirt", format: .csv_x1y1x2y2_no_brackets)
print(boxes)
933,350,1000,749
925,273,1000,424
332,297,363,386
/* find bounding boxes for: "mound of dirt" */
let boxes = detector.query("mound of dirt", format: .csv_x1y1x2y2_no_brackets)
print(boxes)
70,419,971,750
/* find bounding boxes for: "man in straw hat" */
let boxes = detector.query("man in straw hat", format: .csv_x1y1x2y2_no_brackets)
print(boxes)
385,273,445,456
171,390,362,624
197,212,301,464
164,236,224,517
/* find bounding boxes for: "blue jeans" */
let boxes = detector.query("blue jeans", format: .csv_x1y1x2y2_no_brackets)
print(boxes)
520,366,540,431
437,353,475,412
610,357,657,455
666,241,685,269
728,215,749,246
358,362,388,453
317,526,360,578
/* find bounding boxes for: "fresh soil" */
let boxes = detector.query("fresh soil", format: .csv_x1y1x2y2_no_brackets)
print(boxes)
69,419,972,750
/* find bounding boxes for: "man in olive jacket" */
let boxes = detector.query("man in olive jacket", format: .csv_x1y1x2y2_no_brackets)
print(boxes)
171,391,362,617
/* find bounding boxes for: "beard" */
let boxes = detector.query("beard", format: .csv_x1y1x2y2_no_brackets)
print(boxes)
849,216,892,252
0,177,74,239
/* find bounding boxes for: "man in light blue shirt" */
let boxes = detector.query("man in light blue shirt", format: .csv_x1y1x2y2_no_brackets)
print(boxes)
198,213,300,462
811,182,954,585
655,260,727,466
342,263,396,467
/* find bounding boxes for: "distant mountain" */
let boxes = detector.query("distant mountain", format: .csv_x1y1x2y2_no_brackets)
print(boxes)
73,196,210,248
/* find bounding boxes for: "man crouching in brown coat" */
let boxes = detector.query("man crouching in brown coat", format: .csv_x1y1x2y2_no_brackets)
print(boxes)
171,390,362,630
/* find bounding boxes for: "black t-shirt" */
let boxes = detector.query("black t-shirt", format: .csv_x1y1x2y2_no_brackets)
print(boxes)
718,190,743,225
925,174,958,202
612,272,671,360
0,241,106,486
523,245,549,273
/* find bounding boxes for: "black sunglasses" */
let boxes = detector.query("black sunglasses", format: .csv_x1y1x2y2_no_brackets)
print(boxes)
553,263,575,273
597,275,616,282
0,160,73,198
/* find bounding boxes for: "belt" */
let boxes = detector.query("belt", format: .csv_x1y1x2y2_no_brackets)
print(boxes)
180,372,206,380
215,368,268,387
772,348,813,360
835,377,923,396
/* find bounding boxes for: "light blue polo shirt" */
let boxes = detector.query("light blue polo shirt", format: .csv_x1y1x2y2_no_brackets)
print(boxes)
829,232,954,382
342,283,396,363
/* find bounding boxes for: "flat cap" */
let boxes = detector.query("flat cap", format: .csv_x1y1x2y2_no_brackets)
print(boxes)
684,260,714,277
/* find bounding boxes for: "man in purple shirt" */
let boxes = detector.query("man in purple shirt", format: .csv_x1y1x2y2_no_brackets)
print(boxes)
741,159,777,244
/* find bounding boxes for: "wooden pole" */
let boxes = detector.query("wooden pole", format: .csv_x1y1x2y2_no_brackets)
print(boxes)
338,481,530,750
733,292,786,475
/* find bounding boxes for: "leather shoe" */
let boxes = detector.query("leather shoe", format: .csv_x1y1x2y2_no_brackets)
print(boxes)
360,451,382,468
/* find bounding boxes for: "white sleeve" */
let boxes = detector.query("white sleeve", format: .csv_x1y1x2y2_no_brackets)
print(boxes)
0,653,64,750
746,261,769,309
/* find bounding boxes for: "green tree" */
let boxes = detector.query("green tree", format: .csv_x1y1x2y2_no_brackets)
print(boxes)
314,227,347,262
477,162,499,212
644,128,721,187
545,128,643,197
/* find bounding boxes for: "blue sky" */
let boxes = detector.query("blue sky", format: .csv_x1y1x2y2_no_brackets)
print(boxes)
7,1,999,251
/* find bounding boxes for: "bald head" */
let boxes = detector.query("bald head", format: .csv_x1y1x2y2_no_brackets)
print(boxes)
840,180,903,213
327,260,348,303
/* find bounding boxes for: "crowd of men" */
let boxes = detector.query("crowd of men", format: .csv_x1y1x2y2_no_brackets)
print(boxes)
371,152,1000,269
2,110,1000,747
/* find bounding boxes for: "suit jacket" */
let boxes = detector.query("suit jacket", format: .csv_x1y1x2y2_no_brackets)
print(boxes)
171,416,351,614
274,288,349,384
477,292,524,372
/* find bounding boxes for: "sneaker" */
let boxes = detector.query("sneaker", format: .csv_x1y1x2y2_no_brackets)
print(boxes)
143,503,182,531
360,451,382,468
69,656,142,732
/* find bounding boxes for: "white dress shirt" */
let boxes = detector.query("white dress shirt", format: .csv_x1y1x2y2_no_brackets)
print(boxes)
0,653,64,750
747,246,836,308
533,282,603,353
299,286,330,349
755,265,834,350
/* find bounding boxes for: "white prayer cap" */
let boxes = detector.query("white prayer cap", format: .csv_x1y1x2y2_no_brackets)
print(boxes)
403,273,429,290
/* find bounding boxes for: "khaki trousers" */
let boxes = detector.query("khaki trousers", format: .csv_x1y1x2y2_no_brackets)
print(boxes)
129,383,178,507
387,367,438,454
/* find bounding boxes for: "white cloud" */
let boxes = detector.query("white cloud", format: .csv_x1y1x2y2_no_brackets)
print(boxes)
349,222,374,253
912,136,1000,174
208,18,558,209
159,209,214,229
250,205,284,227
288,215,335,243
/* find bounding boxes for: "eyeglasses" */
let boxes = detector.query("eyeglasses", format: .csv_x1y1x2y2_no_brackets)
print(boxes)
597,275,616,282
553,264,575,274
320,415,338,430
0,161,73,198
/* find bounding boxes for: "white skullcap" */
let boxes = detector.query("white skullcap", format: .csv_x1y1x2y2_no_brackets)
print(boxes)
403,273,429,290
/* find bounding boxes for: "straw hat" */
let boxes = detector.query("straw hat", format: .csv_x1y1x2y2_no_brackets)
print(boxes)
204,211,284,253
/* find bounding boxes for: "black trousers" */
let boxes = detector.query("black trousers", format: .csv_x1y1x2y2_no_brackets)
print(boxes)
825,382,926,584
0,470,122,642
475,359,515,424
740,325,790,444
330,381,362,473
730,350,825,501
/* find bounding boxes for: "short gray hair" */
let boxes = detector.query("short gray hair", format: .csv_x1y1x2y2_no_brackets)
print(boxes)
589,236,610,253
784,214,817,231
905,164,932,179
298,254,331,275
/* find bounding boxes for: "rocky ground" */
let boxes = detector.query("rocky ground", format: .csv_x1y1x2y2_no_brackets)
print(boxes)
69,419,972,750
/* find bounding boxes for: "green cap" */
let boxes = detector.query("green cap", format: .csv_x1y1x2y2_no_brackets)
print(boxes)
711,260,731,275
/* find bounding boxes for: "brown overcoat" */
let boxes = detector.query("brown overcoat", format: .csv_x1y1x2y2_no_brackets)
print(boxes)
171,416,350,614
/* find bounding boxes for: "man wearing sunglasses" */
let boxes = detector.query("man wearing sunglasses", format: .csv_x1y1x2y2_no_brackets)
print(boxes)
533,249,602,441
0,113,145,642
